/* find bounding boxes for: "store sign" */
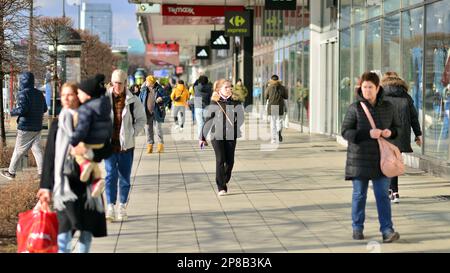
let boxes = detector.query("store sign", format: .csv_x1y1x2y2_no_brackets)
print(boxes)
195,46,210,60
225,11,250,37
262,11,283,37
162,4,244,25
210,31,230,50
265,0,297,10
145,43,180,66
162,4,244,17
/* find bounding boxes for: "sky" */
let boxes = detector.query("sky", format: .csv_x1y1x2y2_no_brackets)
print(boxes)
34,0,141,47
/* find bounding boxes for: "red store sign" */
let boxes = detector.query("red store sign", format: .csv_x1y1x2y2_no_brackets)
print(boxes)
162,4,244,17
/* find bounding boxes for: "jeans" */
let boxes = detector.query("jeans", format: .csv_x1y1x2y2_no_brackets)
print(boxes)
9,130,43,174
58,231,92,253
352,176,394,235
105,149,134,205
195,108,209,139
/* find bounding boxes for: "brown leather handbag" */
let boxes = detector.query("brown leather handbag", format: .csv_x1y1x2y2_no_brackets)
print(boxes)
360,102,405,178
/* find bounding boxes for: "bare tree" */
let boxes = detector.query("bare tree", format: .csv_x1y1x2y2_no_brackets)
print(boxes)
35,16,72,118
78,29,115,82
0,0,32,146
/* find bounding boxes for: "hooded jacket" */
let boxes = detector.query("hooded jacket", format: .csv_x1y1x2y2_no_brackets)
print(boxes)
70,96,113,146
382,75,422,153
171,84,190,107
341,87,401,180
265,80,288,115
194,82,213,108
11,72,47,131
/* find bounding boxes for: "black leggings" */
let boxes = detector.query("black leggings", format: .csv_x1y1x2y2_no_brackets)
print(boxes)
211,140,237,191
390,176,398,193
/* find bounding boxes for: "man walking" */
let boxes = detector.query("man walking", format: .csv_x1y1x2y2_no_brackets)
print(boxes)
1,72,47,180
265,75,288,143
105,69,146,222
139,75,169,154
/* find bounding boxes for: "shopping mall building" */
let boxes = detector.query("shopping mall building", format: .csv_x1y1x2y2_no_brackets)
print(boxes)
137,0,450,175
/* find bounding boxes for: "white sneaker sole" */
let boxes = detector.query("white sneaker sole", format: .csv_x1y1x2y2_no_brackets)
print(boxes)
0,172,15,180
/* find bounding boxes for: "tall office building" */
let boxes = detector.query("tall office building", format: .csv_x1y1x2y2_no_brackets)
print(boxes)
80,3,112,46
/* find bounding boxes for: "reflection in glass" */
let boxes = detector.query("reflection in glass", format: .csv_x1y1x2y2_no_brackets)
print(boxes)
339,29,351,133
403,0,423,7
384,0,401,14
352,24,366,88
424,0,450,160
383,14,401,73
367,0,381,18
352,0,366,23
340,0,351,28
367,20,381,72
402,7,424,154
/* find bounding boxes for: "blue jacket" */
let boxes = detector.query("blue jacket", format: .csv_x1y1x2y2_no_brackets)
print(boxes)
70,96,112,146
11,72,47,131
139,82,170,123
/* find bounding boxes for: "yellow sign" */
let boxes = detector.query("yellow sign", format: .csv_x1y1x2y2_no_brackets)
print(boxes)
229,16,246,27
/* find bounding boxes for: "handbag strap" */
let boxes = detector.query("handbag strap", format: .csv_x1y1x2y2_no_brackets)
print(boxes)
216,101,234,126
360,102,377,129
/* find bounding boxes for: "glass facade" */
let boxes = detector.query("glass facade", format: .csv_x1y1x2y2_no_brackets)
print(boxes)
253,0,311,127
339,0,450,162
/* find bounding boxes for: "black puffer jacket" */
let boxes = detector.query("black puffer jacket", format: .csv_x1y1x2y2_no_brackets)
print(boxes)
382,75,422,153
341,88,401,180
70,96,112,146
11,72,47,131
194,83,213,108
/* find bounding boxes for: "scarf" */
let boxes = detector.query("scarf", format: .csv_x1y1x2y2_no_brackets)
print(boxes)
53,109,78,211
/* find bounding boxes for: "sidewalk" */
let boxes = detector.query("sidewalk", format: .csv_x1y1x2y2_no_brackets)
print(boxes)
82,120,450,253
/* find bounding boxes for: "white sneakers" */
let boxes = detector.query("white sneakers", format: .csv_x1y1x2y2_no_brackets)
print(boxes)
117,203,128,221
218,190,227,196
106,204,115,222
106,203,128,222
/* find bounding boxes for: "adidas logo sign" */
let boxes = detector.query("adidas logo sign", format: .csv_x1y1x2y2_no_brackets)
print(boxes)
197,49,208,57
213,35,228,46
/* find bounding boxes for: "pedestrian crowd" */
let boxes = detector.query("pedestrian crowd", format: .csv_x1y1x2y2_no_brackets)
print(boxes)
1,67,421,252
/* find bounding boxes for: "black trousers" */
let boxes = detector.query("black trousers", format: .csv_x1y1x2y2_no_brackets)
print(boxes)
390,176,398,193
211,140,237,192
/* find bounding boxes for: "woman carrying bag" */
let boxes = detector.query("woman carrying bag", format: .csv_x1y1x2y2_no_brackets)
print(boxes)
199,79,245,196
341,72,401,243
37,82,108,253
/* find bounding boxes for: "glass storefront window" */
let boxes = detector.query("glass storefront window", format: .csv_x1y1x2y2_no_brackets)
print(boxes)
402,7,424,154
384,0,401,14
367,0,382,18
403,0,423,7
339,28,351,133
382,14,401,74
367,20,381,71
352,24,366,87
352,0,366,24
340,0,351,29
424,0,450,160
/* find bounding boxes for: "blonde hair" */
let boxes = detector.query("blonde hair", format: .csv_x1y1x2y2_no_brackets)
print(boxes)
213,79,232,93
61,82,78,95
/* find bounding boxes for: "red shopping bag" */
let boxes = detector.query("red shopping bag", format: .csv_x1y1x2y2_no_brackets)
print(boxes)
17,203,58,253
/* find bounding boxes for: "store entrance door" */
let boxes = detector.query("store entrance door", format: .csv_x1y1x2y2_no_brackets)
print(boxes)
321,38,338,136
